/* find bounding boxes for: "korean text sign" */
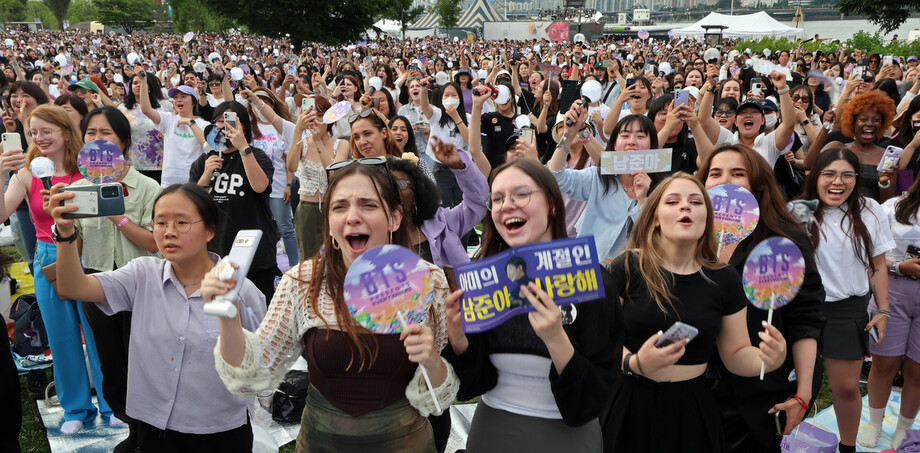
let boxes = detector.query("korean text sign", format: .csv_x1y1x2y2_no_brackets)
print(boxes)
600,149,672,175
455,237,605,333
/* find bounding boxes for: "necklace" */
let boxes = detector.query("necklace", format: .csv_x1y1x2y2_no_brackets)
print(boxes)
177,277,202,289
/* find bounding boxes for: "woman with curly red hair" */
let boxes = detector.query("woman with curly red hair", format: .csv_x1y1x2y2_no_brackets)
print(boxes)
815,90,898,202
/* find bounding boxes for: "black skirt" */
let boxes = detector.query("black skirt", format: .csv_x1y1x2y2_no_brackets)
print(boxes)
602,373,724,453
820,293,870,360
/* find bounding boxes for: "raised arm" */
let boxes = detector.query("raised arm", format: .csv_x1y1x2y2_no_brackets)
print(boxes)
418,73,434,120
138,70,161,126
771,71,797,150
697,66,722,146
467,87,493,177
548,102,587,172
48,184,108,303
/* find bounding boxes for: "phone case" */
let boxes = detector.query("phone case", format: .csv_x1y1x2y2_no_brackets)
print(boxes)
877,146,903,172
60,184,126,219
2,133,22,152
221,230,263,302
905,245,920,261
655,322,700,347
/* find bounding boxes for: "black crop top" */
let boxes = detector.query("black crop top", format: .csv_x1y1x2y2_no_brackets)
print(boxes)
611,253,746,365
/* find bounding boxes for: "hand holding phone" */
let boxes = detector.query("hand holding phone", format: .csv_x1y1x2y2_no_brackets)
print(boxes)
751,77,763,96
203,230,263,318
60,183,126,219
655,321,699,347
877,145,903,173
223,111,238,130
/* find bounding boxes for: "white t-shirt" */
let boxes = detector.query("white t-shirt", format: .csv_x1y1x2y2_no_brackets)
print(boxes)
716,126,786,167
587,103,611,148
424,106,471,164
251,120,296,199
815,199,896,302
156,111,210,187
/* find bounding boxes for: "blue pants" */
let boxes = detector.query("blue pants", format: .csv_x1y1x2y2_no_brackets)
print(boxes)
270,196,299,266
34,241,111,422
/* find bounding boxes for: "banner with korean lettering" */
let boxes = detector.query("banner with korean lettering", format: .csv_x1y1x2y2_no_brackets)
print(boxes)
455,237,605,333
600,149,672,175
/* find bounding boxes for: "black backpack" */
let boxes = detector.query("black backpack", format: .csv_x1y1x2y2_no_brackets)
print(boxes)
9,294,49,356
271,370,310,423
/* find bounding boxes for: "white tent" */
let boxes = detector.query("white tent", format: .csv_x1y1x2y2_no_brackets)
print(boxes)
671,12,804,39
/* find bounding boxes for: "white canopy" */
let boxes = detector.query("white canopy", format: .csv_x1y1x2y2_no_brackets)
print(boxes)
670,12,804,39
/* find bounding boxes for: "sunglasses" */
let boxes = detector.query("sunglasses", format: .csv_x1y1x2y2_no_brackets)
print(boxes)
347,108,379,124
714,110,735,117
208,81,221,86
790,95,810,102
325,156,401,200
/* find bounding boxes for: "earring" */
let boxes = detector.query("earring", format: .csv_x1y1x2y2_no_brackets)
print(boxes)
332,238,341,250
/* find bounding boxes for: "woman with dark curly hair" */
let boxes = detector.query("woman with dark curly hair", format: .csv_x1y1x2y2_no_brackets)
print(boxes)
811,90,899,202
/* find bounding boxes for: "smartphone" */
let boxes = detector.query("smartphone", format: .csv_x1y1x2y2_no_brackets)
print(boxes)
853,66,865,79
655,321,700,347
2,132,23,153
60,183,126,219
790,62,798,72
520,128,533,144
442,265,458,292
884,55,893,66
301,96,315,112
869,324,880,344
626,73,636,86
774,410,787,435
905,244,920,261
751,77,763,96
204,230,263,317
223,111,237,130
674,89,690,109
877,145,904,173
287,64,297,77
844,63,854,74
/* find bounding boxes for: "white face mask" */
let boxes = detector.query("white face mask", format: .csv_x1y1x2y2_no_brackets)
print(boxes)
765,113,778,129
443,97,460,108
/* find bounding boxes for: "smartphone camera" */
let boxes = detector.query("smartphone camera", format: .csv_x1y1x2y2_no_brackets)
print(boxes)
101,185,120,198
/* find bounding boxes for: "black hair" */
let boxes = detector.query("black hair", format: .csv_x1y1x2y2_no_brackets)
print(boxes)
388,116,417,156
153,183,224,253
873,78,901,106
54,94,89,122
8,81,49,106
892,96,920,148
505,256,527,272
213,101,253,144
601,115,662,194
647,93,687,145
386,157,441,225
124,72,161,110
81,106,133,153
432,82,468,129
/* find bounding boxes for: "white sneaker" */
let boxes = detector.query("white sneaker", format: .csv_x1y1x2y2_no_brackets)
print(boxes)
60,420,83,434
22,266,30,275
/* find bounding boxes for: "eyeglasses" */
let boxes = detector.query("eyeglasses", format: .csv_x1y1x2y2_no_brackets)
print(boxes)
28,128,63,139
819,170,856,182
714,110,735,117
153,218,204,233
790,95,810,102
347,108,378,124
488,187,540,212
869,59,880,64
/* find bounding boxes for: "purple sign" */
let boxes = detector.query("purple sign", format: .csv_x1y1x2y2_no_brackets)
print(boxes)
707,184,759,246
78,140,128,183
742,237,806,310
455,237,605,334
343,245,436,334
121,107,163,172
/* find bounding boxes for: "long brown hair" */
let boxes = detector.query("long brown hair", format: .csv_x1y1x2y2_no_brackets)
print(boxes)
697,144,807,248
298,162,410,371
620,172,723,314
895,171,920,225
26,104,82,175
477,159,568,258
349,110,402,159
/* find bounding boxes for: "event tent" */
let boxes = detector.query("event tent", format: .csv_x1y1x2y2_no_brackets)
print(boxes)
670,11,804,38
411,0,507,30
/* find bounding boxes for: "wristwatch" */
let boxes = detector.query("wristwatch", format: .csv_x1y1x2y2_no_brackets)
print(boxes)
189,119,197,126
801,119,809,126
240,146,253,156
891,261,904,276
52,225,79,244
578,127,592,142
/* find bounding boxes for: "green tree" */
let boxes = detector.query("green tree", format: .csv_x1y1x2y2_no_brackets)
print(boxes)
40,0,70,29
65,0,96,24
383,0,424,39
837,0,915,34
0,0,27,22
27,1,59,29
94,0,156,33
435,0,460,31
169,0,235,32
196,0,392,46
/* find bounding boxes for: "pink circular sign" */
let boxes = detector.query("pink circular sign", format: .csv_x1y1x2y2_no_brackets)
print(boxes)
638,30,650,40
183,32,195,43
344,245,435,334
323,100,352,124
707,184,759,246
742,237,806,310
78,140,128,184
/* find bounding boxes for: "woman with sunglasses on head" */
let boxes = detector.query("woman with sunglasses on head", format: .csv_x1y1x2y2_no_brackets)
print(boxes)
48,182,266,451
188,101,280,302
698,144,826,453
801,149,895,453
212,159,458,452
858,174,920,450
604,172,787,453
0,104,112,434
443,157,623,452
139,68,211,188
69,106,162,451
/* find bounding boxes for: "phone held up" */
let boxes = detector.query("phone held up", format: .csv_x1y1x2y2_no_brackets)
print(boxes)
60,183,126,219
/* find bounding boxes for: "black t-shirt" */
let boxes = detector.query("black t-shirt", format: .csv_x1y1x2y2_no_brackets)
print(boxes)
480,112,516,168
610,253,746,365
666,137,699,175
189,147,278,272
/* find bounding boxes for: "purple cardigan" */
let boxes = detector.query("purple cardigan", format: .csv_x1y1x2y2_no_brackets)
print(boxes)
420,151,489,267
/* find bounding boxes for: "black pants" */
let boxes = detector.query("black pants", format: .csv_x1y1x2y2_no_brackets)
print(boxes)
1,335,21,453
81,301,134,425
248,266,282,306
137,418,252,453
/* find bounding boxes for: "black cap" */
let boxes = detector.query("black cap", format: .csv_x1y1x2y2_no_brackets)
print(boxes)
736,99,764,115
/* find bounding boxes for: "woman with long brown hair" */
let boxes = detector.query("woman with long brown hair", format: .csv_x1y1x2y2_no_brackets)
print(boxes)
211,160,457,452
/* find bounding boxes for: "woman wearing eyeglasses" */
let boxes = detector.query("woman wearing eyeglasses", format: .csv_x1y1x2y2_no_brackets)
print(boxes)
48,183,266,451
211,158,457,452
801,149,895,453
443,156,623,452
188,101,280,302
0,104,111,434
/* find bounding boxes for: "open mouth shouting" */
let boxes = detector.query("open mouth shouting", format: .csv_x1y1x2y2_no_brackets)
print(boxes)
345,232,370,255
678,215,693,227
860,126,876,141
502,217,527,235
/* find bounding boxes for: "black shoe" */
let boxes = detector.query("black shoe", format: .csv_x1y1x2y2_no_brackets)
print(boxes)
26,370,46,399
113,424,138,453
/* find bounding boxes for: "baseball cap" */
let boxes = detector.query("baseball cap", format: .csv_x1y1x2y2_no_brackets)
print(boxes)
168,85,199,101
736,99,764,115
908,56,918,63
69,79,98,93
